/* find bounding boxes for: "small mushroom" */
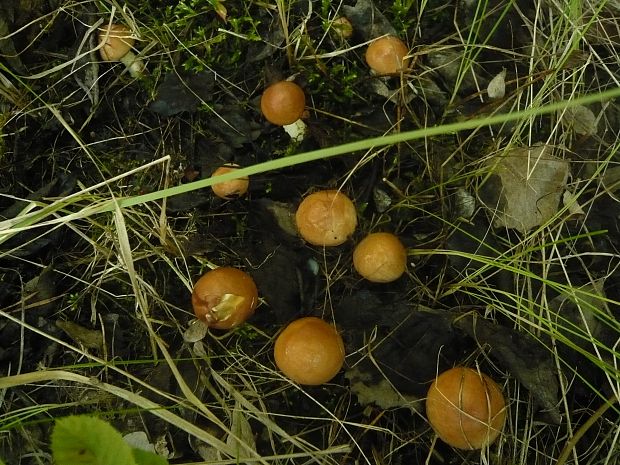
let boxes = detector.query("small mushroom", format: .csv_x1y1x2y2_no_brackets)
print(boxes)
210,164,249,199
98,23,145,78
260,80,307,142
353,232,407,283
295,189,357,246
331,16,353,40
426,366,507,450
274,316,345,385
365,36,409,75
191,267,258,330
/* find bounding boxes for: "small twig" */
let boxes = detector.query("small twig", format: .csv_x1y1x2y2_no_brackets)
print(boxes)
72,18,103,110
556,393,619,465
275,0,294,67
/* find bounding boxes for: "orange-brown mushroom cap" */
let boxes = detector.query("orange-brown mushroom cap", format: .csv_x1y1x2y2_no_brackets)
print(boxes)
260,81,306,126
365,36,410,75
426,367,507,450
353,232,407,283
98,24,135,61
191,267,258,330
295,190,357,246
211,164,249,199
274,317,345,385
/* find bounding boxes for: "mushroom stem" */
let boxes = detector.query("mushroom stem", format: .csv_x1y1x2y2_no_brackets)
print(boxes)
283,119,308,142
119,51,145,78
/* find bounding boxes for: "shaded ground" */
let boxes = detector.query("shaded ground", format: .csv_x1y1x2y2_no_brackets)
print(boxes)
1,0,619,464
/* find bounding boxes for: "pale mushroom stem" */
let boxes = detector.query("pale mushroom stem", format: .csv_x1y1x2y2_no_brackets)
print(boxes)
283,119,308,142
120,51,145,78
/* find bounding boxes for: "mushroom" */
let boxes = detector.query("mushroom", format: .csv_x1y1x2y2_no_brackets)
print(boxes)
426,366,507,450
365,36,410,75
353,232,407,283
274,316,345,385
331,16,353,40
295,189,357,246
98,23,145,78
260,80,307,142
191,267,258,329
211,164,249,199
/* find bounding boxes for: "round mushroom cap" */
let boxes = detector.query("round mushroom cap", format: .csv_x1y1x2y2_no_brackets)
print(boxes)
353,232,407,283
260,81,306,126
332,16,353,39
191,267,258,330
426,367,507,450
365,36,410,74
274,317,345,385
98,24,135,62
211,164,249,199
295,190,357,246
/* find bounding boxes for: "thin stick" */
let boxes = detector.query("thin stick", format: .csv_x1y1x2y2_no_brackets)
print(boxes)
556,394,619,465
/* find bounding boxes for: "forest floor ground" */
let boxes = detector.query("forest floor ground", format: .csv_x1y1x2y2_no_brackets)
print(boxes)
0,1,619,464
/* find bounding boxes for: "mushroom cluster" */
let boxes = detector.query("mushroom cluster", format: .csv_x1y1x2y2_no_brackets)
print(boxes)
190,266,347,385
168,7,519,456
293,191,407,280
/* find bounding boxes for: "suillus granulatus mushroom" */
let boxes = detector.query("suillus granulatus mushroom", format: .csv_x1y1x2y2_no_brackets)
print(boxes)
274,316,345,385
192,267,258,329
210,164,249,199
260,80,307,141
426,366,507,449
365,36,409,75
98,23,145,78
331,16,353,40
353,232,407,283
295,190,357,246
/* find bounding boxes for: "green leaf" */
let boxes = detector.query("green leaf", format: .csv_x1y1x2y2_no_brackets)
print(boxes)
132,448,169,465
51,416,136,465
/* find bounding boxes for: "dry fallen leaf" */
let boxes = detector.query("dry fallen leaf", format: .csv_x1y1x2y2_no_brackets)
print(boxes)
562,190,585,219
123,431,156,453
453,314,562,424
481,145,570,232
563,104,598,136
183,318,209,343
226,400,256,460
602,166,620,192
548,280,613,351
487,68,507,99
345,366,419,409
56,320,103,351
